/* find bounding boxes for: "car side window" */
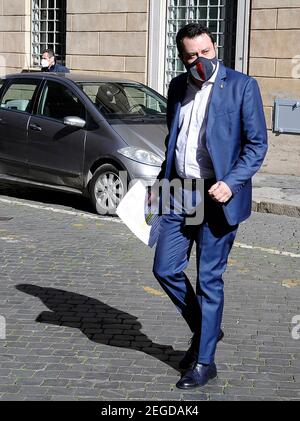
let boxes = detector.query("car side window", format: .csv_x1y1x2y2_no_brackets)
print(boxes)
38,81,86,122
0,80,4,98
0,80,39,112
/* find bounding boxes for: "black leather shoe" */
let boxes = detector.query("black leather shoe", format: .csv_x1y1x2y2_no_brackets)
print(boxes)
176,362,217,389
178,330,224,370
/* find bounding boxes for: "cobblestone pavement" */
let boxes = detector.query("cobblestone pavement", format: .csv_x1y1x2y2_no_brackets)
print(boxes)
0,183,299,401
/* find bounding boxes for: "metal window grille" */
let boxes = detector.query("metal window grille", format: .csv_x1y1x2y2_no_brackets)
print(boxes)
31,0,67,67
165,0,237,89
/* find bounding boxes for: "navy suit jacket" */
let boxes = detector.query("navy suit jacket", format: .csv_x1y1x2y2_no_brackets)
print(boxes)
42,63,70,73
158,63,268,226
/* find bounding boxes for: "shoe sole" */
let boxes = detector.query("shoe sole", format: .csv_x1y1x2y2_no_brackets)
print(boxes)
176,372,217,390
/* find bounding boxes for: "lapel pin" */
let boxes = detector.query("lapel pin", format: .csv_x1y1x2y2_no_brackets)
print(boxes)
220,83,224,89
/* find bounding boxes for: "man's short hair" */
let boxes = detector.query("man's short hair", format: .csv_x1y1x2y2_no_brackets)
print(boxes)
42,48,55,58
176,23,215,57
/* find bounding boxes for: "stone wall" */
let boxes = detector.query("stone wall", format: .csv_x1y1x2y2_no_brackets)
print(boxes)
249,0,300,175
66,0,149,83
0,0,31,75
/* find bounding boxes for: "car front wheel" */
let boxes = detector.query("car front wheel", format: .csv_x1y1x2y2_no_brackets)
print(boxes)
89,164,128,215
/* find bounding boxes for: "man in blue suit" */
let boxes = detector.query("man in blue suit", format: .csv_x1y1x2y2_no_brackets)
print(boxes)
151,23,268,389
41,49,70,73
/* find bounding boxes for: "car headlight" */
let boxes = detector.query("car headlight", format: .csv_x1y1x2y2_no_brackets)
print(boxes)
118,147,163,167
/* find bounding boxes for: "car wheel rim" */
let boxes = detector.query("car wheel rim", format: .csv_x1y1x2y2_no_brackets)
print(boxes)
94,171,124,211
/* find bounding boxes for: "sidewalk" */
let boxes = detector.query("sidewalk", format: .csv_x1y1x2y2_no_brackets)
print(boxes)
0,197,299,401
252,173,300,218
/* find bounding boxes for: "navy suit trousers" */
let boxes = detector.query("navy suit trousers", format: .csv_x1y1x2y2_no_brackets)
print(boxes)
153,182,238,364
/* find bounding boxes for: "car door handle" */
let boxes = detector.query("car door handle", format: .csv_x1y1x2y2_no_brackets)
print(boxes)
29,123,42,132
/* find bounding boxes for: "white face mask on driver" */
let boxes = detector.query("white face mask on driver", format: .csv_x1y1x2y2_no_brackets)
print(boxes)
41,58,49,68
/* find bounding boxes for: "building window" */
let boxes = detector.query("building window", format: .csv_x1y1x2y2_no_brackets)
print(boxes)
31,0,67,68
165,0,238,88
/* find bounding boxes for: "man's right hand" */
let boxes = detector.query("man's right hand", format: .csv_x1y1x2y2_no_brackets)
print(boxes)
148,190,158,206
147,182,160,206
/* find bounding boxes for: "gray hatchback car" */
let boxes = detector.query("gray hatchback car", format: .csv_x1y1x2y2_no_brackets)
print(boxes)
0,72,168,214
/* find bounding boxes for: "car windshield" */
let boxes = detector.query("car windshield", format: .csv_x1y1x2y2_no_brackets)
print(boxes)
78,82,167,118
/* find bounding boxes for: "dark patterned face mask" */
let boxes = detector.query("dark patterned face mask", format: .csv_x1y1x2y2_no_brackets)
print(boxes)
186,56,218,82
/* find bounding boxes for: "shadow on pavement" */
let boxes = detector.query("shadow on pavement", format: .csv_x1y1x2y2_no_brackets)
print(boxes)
16,284,184,372
0,181,94,214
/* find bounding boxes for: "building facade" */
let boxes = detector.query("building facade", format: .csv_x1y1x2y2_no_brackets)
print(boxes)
0,0,299,174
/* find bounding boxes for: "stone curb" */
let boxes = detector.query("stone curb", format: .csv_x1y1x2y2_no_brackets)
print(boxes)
252,200,300,218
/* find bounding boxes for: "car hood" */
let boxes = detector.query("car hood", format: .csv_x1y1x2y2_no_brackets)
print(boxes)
111,120,168,159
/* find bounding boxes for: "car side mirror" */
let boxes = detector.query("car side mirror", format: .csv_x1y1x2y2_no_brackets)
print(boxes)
63,116,86,128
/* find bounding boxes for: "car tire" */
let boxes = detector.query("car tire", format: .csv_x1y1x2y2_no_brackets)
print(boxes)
89,164,128,215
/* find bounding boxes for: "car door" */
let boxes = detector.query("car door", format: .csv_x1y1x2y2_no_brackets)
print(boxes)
27,79,87,189
0,78,41,178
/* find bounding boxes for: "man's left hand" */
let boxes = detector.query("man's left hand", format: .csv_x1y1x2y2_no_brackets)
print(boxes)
208,181,233,203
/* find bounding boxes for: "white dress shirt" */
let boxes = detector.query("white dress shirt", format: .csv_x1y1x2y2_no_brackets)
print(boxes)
175,63,219,179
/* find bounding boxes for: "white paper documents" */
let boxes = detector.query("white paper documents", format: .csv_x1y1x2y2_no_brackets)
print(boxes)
116,180,161,247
